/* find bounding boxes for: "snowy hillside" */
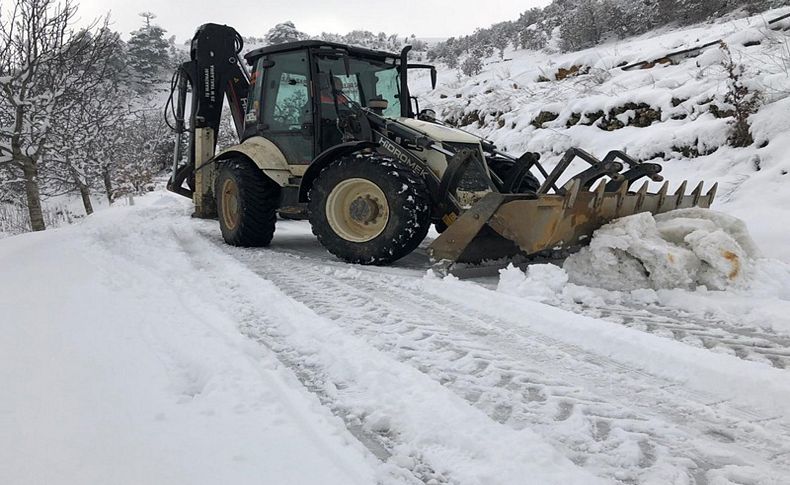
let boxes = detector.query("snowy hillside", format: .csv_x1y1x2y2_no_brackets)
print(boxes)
413,7,790,261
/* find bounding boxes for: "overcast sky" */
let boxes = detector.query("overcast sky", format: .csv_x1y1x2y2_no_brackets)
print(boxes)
76,0,553,42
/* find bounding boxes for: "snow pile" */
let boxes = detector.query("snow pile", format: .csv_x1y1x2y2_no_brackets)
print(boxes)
495,208,790,335
563,209,759,291
497,262,568,302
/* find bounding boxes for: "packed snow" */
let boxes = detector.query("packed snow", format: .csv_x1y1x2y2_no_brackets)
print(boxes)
3,192,790,484
563,209,759,291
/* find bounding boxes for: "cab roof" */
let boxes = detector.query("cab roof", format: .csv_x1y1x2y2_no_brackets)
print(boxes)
244,40,400,64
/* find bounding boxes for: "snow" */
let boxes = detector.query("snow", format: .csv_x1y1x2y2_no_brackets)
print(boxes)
0,197,381,485
497,261,568,302
436,269,790,418
563,209,759,291
409,6,790,263
5,8,790,484
4,189,789,484
2,193,790,482
495,208,790,336
0,194,603,485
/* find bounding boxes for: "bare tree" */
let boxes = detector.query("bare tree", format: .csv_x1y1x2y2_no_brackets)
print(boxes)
103,110,171,200
0,0,117,230
720,42,762,148
44,72,130,215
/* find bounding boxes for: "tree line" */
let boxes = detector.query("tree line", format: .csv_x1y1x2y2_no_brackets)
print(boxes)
0,0,180,232
257,20,429,58
427,0,784,68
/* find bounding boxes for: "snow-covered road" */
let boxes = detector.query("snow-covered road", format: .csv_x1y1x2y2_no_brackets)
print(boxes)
3,194,790,485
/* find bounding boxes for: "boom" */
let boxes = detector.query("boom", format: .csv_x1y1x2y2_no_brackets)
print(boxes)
166,23,250,215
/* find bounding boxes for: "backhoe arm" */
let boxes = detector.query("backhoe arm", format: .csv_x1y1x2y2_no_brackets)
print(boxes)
166,23,250,217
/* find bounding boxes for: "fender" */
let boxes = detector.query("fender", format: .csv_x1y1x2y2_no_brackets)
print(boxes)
214,136,291,186
298,140,378,202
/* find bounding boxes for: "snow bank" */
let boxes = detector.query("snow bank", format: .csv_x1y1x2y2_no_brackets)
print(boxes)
563,209,759,291
0,195,381,485
495,209,790,335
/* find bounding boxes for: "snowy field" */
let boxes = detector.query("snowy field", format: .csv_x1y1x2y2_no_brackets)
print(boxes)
4,8,790,485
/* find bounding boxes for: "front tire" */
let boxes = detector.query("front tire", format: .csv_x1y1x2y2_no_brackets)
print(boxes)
308,155,430,265
216,159,281,247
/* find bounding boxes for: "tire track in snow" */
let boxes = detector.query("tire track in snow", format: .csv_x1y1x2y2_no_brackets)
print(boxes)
252,224,790,371
174,233,450,485
559,302,790,369
212,236,790,485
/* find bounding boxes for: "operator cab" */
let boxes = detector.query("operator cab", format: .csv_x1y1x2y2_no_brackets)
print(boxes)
243,41,409,169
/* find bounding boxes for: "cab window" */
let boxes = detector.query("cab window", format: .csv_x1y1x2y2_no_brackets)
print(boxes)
256,50,313,164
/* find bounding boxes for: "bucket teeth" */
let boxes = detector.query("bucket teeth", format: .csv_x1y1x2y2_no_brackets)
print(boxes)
563,179,581,209
674,180,687,205
593,179,606,208
635,181,649,211
615,181,628,216
705,182,718,207
691,181,704,206
657,181,669,209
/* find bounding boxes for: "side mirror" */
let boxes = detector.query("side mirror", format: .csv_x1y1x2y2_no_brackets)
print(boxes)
418,109,436,122
406,63,438,90
368,97,389,115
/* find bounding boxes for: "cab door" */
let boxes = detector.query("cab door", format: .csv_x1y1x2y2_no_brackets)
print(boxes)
248,50,314,166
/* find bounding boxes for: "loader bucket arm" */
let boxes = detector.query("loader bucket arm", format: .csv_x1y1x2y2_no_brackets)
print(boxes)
428,149,717,265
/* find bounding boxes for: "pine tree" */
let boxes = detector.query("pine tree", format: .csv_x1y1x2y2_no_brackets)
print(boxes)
126,12,171,89
460,56,483,77
559,0,606,51
265,21,307,45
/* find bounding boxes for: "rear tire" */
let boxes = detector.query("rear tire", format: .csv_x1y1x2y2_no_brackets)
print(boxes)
216,159,281,247
308,155,430,265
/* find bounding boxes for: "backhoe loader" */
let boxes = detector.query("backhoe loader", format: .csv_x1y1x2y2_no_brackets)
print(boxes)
166,24,716,266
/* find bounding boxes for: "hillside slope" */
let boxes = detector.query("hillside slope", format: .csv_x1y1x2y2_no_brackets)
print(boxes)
413,7,790,261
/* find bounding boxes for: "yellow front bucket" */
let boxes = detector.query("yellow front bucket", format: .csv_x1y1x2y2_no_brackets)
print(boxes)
427,179,718,265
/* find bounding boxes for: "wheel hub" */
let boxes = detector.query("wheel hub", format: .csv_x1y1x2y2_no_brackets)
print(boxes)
325,178,390,243
349,195,381,225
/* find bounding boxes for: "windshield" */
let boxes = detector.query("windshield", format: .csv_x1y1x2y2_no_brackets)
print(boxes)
315,54,401,118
